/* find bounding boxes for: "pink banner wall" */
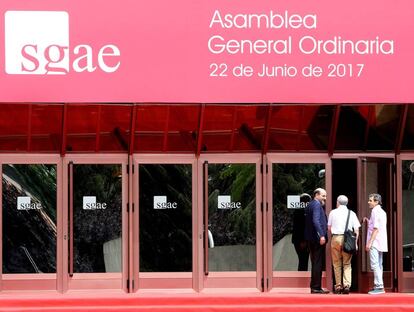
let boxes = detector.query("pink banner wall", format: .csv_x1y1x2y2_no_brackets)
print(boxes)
0,0,413,103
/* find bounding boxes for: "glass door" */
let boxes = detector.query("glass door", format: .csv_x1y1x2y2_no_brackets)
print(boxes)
132,155,196,290
63,155,128,291
198,154,262,290
0,155,61,291
358,156,396,292
266,154,331,290
399,155,414,292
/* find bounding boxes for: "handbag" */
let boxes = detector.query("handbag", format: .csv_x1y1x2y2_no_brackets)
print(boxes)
343,209,357,254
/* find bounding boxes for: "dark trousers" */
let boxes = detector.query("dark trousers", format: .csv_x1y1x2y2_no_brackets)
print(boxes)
308,241,325,290
294,242,309,271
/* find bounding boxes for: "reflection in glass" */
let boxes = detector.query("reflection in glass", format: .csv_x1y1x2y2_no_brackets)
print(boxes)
402,160,414,272
2,164,57,273
335,105,401,151
134,105,200,152
272,164,325,271
366,105,400,150
402,106,414,150
72,164,122,273
208,164,256,271
268,106,334,151
139,164,192,272
335,106,368,150
0,105,30,151
202,106,267,152
363,159,391,275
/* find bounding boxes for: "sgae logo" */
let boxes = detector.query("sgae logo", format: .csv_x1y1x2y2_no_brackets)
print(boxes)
153,196,178,209
17,196,42,210
5,11,121,75
217,195,241,209
287,195,308,209
83,196,107,210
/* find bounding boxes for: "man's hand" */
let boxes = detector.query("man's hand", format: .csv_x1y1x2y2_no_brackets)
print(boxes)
320,237,326,245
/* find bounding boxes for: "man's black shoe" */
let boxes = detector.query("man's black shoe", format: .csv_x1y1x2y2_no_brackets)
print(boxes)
311,288,329,294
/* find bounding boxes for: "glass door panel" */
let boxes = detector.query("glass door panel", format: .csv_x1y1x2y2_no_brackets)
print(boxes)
200,155,261,290
1,156,60,291
266,154,330,290
401,159,413,272
71,164,122,273
358,157,395,292
207,163,256,272
139,164,192,273
64,156,127,290
400,156,414,291
134,156,195,290
272,163,325,272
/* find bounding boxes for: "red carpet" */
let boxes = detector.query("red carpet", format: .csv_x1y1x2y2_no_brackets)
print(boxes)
0,290,413,311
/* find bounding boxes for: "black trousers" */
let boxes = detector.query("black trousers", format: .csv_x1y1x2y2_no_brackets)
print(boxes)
294,242,309,271
308,241,325,290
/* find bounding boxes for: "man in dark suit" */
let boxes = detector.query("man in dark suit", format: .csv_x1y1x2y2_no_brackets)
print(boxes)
305,188,329,294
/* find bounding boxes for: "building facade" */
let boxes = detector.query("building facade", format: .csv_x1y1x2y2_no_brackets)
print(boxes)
0,0,413,294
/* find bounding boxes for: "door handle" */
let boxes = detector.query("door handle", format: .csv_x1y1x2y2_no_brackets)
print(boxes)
208,230,214,248
69,161,74,277
203,161,209,276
